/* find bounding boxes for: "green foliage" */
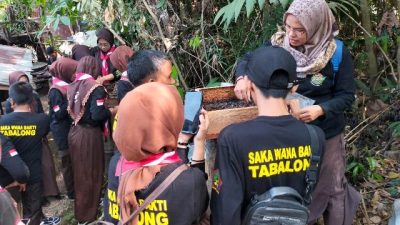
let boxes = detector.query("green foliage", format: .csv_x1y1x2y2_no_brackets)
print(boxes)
389,121,400,137
347,156,384,182
214,0,289,30
206,77,222,87
327,0,359,14
188,35,201,50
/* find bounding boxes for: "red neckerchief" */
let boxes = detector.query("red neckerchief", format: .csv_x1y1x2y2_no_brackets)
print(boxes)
74,72,95,81
115,151,182,176
52,77,69,93
100,45,116,76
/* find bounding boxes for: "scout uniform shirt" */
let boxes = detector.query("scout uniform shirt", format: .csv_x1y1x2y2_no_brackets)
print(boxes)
0,112,50,184
210,115,325,225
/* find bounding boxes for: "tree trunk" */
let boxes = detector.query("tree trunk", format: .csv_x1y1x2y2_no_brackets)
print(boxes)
360,0,379,86
397,0,400,85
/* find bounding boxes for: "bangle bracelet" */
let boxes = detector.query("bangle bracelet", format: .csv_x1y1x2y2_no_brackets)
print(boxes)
191,158,205,163
177,142,188,146
236,76,244,82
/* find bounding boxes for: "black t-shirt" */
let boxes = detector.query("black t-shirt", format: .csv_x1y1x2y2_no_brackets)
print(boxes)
135,162,208,225
210,115,325,225
79,87,111,128
104,151,121,224
116,80,134,102
0,112,50,184
48,88,71,150
0,134,30,187
104,148,192,224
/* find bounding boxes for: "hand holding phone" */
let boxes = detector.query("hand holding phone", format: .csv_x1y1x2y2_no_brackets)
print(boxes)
182,92,203,134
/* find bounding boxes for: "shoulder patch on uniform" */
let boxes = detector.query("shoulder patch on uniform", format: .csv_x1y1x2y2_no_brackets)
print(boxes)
96,99,105,106
53,105,60,112
9,149,18,157
212,169,223,194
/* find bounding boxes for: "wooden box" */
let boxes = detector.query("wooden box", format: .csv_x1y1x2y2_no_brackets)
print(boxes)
197,86,258,139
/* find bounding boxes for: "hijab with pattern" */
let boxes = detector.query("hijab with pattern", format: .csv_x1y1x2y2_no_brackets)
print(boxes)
271,0,338,78
67,56,103,124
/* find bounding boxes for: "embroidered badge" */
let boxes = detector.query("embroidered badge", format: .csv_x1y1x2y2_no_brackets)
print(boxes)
310,73,326,87
53,105,60,112
212,169,223,194
9,149,18,157
96,99,105,106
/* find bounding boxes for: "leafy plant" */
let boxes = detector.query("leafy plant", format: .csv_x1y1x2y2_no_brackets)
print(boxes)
389,121,400,137
347,156,384,182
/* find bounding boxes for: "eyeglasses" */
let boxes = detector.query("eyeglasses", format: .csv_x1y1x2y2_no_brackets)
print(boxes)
98,42,110,48
284,24,306,36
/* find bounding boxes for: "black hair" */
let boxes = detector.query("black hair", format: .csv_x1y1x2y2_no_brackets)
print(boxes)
127,50,170,86
9,81,33,105
46,46,55,55
260,69,291,98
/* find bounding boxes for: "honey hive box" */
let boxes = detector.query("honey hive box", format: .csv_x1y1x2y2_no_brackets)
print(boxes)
197,86,258,139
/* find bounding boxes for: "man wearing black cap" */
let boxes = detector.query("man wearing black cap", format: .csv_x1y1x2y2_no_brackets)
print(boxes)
210,46,326,225
46,46,60,65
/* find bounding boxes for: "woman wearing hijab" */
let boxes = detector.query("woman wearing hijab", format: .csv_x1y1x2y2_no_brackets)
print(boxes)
67,56,111,224
234,0,359,224
109,45,134,102
48,58,78,200
72,45,92,61
5,71,44,114
90,27,118,85
114,82,209,225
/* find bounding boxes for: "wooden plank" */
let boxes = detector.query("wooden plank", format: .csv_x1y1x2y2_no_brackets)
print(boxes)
206,106,258,139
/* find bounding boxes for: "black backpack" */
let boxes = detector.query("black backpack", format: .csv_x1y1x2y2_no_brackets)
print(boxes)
242,124,322,225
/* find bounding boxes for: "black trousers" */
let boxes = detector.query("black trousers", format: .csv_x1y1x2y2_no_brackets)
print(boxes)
22,182,43,225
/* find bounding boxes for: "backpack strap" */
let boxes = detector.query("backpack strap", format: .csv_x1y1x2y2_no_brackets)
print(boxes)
303,124,322,205
118,164,189,225
331,39,343,85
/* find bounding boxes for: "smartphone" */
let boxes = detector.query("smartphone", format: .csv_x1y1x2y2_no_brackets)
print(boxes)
182,91,203,134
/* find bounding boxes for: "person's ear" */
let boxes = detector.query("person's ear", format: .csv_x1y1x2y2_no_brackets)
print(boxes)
10,99,16,109
148,78,155,82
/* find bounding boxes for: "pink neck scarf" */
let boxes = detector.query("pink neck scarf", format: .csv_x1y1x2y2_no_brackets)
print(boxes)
115,151,182,176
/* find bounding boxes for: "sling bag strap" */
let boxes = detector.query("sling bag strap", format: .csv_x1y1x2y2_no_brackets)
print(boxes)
118,163,189,225
303,124,322,205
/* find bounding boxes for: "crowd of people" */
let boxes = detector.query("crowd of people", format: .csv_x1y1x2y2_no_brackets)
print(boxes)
0,0,361,225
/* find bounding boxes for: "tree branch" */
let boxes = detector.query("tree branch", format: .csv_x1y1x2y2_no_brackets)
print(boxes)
339,8,397,83
141,0,189,90
101,21,127,46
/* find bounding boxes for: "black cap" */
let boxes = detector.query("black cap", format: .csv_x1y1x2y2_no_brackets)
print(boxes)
246,46,297,95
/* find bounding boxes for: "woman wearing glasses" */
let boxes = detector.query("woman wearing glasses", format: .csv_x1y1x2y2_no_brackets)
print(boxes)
233,0,359,224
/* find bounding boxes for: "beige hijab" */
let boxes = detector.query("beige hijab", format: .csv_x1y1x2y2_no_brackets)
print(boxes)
114,82,184,224
271,0,338,78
